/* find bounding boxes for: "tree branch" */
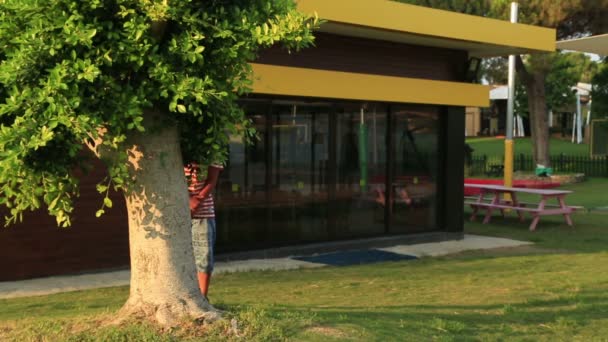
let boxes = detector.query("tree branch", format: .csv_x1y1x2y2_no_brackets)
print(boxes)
85,127,108,159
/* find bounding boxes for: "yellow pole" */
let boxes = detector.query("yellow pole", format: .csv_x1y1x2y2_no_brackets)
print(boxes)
504,139,513,203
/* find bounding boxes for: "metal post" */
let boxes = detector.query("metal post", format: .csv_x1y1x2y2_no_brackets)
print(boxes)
504,2,518,192
577,92,583,144
572,112,576,143
359,105,368,191
505,3,517,142
372,106,378,164
587,100,592,126
516,115,523,137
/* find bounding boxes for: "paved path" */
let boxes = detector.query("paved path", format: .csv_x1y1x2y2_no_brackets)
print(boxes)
0,234,531,299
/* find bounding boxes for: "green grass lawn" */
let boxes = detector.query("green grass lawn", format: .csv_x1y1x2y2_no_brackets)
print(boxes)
2,179,608,341
513,177,608,210
467,137,590,156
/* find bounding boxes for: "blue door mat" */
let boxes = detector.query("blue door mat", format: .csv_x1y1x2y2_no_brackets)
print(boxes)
292,249,417,267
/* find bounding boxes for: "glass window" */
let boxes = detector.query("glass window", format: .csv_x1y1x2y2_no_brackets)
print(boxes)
390,105,440,233
334,103,387,238
269,102,331,243
215,100,269,251
216,97,445,252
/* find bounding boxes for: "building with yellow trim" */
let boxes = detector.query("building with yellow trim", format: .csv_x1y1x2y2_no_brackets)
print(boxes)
0,0,555,280
211,1,555,253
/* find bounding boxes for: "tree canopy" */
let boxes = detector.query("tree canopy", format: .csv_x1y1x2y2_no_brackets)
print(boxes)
491,0,608,38
481,57,508,85
592,60,608,118
396,0,491,15
0,0,317,227
401,0,607,166
515,53,597,117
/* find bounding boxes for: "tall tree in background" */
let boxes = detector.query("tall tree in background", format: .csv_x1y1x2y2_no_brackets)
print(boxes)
592,60,608,118
492,0,608,166
0,0,317,326
396,0,491,15
515,53,584,120
566,52,600,84
481,57,508,85
400,0,608,166
481,53,596,90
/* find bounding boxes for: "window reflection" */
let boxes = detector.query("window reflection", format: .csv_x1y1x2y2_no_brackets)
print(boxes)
216,101,269,250
270,103,330,243
390,106,439,232
216,99,443,252
334,103,387,238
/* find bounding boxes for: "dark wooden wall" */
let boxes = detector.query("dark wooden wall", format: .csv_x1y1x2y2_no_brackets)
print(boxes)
256,33,468,82
0,160,129,281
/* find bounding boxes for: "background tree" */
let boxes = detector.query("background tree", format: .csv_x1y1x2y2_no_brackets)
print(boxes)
0,0,317,326
491,0,608,166
514,53,583,126
592,59,608,118
401,0,608,167
396,0,491,15
481,57,508,85
566,52,600,83
480,53,596,89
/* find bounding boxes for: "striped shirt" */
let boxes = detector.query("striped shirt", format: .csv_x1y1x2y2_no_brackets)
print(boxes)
184,164,223,219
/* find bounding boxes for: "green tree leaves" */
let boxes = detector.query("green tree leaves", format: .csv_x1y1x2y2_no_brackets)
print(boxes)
592,61,608,119
0,0,317,226
396,0,492,15
514,53,598,118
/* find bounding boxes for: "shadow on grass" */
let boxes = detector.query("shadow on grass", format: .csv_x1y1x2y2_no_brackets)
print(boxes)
258,288,608,340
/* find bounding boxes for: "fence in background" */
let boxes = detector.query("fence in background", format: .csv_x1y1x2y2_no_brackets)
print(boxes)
468,154,608,177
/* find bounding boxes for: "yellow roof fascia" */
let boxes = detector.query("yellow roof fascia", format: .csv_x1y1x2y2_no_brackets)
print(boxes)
297,0,555,53
251,63,490,108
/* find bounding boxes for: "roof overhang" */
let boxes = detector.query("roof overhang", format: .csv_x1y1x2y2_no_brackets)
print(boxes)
490,86,508,100
297,0,556,57
557,34,608,56
251,63,490,107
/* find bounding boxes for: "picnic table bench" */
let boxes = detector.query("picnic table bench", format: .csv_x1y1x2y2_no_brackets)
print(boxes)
464,184,580,231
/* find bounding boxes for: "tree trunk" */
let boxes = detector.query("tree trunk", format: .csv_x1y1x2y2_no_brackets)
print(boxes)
524,72,551,167
117,109,220,326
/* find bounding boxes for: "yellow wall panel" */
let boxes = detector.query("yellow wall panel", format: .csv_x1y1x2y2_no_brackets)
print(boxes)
251,64,490,108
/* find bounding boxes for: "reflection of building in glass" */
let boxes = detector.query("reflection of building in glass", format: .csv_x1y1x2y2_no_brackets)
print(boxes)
216,100,442,250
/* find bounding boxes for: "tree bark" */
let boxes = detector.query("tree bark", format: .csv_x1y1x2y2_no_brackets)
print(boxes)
516,56,551,167
524,72,551,167
117,109,220,326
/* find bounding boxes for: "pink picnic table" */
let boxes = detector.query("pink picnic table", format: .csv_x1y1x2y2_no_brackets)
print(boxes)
464,184,575,231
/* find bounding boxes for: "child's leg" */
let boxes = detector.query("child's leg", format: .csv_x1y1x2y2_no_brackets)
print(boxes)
192,218,214,297
202,219,216,296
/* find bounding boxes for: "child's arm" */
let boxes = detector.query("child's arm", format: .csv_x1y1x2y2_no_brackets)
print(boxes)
196,165,222,199
189,196,201,212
